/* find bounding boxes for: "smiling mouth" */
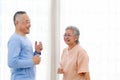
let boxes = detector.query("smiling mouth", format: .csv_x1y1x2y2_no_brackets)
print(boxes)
66,40,70,42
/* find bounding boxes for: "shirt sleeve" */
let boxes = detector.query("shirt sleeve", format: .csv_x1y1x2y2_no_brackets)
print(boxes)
77,50,89,73
8,39,34,69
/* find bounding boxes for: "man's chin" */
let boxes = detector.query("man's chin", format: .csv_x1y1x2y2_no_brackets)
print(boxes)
26,31,30,34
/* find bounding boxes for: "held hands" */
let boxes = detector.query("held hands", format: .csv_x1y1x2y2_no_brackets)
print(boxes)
57,63,64,74
33,55,41,65
35,41,43,54
33,41,43,65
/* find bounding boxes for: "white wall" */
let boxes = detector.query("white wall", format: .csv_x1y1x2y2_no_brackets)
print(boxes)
0,0,51,80
60,0,120,80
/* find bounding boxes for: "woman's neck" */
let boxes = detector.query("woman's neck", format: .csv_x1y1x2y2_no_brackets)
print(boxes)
68,43,77,50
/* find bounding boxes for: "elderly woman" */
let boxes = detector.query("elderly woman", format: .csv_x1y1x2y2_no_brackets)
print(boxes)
58,26,90,80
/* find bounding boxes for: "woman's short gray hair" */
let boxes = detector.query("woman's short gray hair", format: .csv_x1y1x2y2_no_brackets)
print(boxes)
65,26,80,44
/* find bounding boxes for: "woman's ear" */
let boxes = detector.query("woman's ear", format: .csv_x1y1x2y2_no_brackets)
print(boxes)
75,36,79,41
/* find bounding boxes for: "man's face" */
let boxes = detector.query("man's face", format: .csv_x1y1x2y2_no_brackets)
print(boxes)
64,29,77,45
17,14,31,35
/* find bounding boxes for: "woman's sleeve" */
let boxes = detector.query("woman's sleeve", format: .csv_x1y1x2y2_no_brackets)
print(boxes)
77,50,89,73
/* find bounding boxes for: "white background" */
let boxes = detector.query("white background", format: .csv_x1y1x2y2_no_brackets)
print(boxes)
0,0,120,80
0,0,51,80
60,0,120,80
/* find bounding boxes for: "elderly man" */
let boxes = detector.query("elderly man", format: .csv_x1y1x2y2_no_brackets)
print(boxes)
7,11,43,80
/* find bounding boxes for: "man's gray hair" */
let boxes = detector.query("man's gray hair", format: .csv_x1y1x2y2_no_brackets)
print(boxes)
13,11,26,25
65,26,80,44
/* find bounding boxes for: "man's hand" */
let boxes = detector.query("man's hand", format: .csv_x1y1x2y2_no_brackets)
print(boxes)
35,41,43,54
33,55,41,65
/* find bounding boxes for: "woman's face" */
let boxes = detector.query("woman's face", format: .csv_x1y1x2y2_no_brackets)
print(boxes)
64,29,77,46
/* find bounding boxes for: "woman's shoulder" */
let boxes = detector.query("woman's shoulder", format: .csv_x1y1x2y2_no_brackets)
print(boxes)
62,47,68,53
77,45,87,55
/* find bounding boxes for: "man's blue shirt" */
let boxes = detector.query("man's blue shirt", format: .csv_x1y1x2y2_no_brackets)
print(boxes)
8,33,37,80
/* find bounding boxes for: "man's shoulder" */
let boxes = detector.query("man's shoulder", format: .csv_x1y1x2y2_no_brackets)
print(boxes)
8,33,21,43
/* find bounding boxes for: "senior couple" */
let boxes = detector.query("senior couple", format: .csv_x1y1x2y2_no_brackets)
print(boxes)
7,11,90,80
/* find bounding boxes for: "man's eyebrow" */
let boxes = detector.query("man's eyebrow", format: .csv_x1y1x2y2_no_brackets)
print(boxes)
26,19,30,21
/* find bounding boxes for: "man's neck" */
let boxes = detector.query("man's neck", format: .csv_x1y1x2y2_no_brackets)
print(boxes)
15,30,26,37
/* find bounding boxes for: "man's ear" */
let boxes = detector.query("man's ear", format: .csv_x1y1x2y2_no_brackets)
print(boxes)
14,20,19,25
